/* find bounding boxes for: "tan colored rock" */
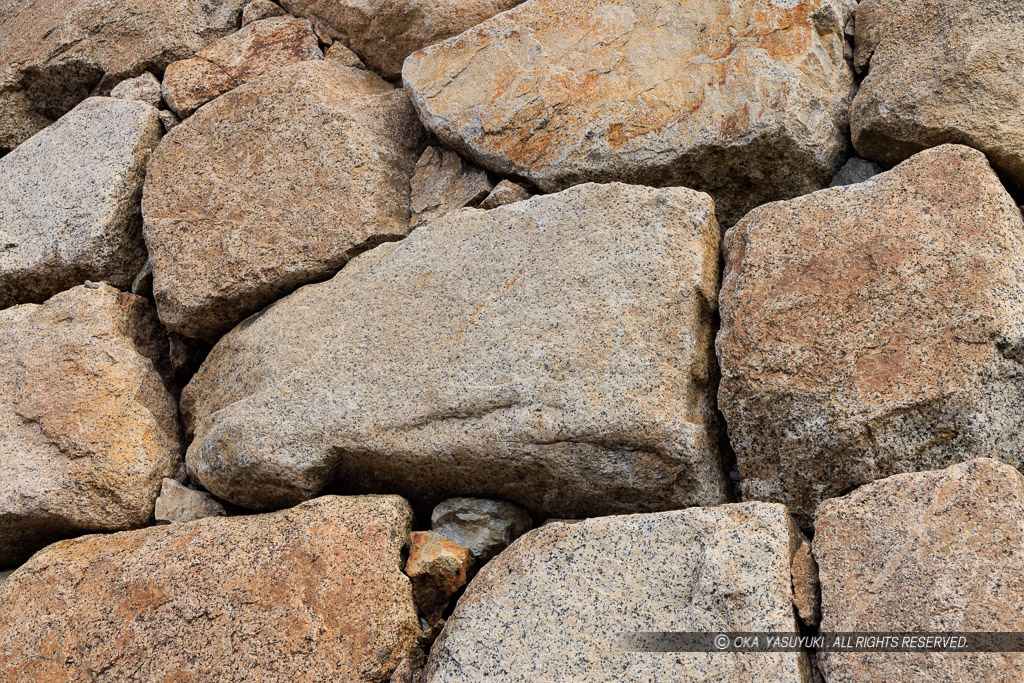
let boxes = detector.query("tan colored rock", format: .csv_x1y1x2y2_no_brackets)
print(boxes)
410,146,493,228
0,284,182,567
162,16,323,118
110,72,164,108
717,144,1024,526
181,183,727,518
814,459,1024,682
0,495,420,681
791,530,820,626
154,478,227,523
0,0,247,153
242,0,286,25
280,0,524,79
403,0,856,226
158,109,181,132
851,0,1024,190
479,180,530,210
425,503,811,682
406,531,472,625
0,97,162,308
851,0,903,73
325,42,366,68
143,61,427,340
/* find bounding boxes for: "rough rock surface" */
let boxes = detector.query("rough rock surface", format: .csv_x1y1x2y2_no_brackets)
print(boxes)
814,459,1024,681
851,0,1024,190
425,503,810,681
851,0,903,73
143,61,427,340
479,180,531,210
242,0,286,24
717,145,1024,525
0,97,162,308
110,72,164,108
431,497,531,563
828,157,881,187
0,284,182,567
279,0,524,79
158,109,181,132
410,146,493,228
0,0,247,153
0,495,420,681
162,16,323,118
154,478,227,523
325,42,366,68
403,0,856,225
406,531,472,625
791,530,820,626
181,183,727,518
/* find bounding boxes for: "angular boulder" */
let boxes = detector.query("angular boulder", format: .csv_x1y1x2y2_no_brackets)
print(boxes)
409,146,493,229
162,16,323,118
851,0,1024,189
717,144,1024,525
0,97,162,308
0,0,247,153
0,496,421,681
0,284,182,567
851,0,903,73
403,0,856,225
154,478,227,523
143,61,427,340
425,503,811,682
405,531,472,626
814,459,1024,681
181,182,727,517
279,0,524,79
110,72,164,108
431,497,532,563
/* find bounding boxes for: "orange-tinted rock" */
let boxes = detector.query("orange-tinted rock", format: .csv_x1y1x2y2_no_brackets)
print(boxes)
406,531,472,625
0,495,420,681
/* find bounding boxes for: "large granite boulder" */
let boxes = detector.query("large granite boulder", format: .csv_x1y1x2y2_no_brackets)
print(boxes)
182,182,727,518
279,0,523,79
425,503,811,682
0,97,162,308
815,459,1024,682
143,61,427,341
0,495,421,681
851,0,1024,190
0,0,247,153
718,145,1024,526
0,284,182,567
402,0,856,225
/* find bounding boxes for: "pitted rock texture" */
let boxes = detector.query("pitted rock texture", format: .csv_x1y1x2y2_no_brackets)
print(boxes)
0,284,182,567
431,497,531,563
410,146,493,229
279,0,524,79
424,503,810,682
479,180,531,210
243,0,286,24
403,0,856,225
162,16,323,118
154,478,227,523
851,0,903,73
851,0,1024,190
405,531,472,625
143,61,427,341
0,0,247,153
110,72,164,108
814,459,1024,682
0,97,162,308
828,157,881,187
0,495,420,681
181,183,727,518
718,144,1024,526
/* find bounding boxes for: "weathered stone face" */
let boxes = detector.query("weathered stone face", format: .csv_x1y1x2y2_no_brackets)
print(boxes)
851,0,1024,190
431,497,532,563
279,0,524,79
154,478,227,523
814,459,1024,682
851,0,903,73
0,97,162,308
0,495,420,681
402,0,856,225
0,285,182,567
424,503,811,682
409,146,493,229
181,182,727,518
143,61,427,341
718,144,1024,526
0,0,247,153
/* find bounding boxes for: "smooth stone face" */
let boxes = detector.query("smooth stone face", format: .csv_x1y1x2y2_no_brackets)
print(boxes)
110,72,164,108
814,459,1024,682
279,0,524,78
828,157,882,187
154,478,227,523
181,183,727,518
479,179,531,210
162,16,323,118
0,495,421,681
143,61,427,341
851,0,1024,190
0,0,247,153
424,503,811,682
431,497,532,563
403,0,856,225
409,146,493,229
0,284,182,567
718,144,1024,526
0,97,162,308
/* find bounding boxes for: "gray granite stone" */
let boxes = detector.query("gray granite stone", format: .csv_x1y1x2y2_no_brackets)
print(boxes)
828,157,882,187
110,72,164,108
431,497,531,563
154,478,227,523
